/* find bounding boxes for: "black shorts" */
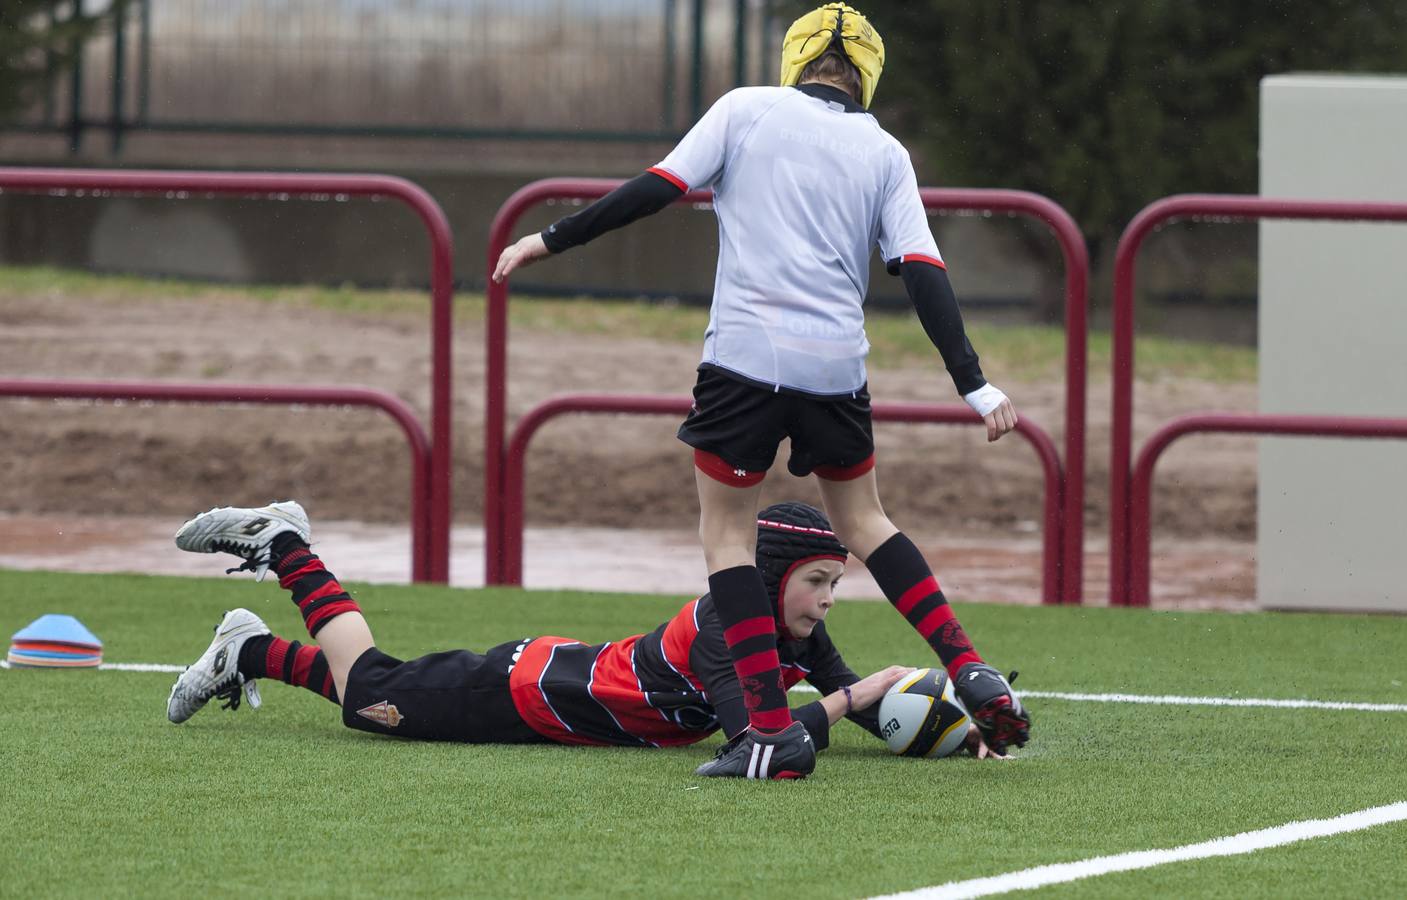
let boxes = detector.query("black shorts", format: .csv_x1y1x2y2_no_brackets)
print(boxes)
341,642,547,744
676,366,875,481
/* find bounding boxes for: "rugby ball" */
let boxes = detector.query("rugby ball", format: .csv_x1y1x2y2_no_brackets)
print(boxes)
878,667,971,758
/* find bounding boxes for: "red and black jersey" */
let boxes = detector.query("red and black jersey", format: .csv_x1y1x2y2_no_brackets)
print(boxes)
507,594,882,749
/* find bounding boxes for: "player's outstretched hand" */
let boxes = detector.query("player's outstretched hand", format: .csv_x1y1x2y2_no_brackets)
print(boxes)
962,383,1018,442
492,232,551,283
849,665,916,711
964,724,1012,760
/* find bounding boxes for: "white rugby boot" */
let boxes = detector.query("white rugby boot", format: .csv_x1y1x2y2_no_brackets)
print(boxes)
167,608,269,724
175,500,310,582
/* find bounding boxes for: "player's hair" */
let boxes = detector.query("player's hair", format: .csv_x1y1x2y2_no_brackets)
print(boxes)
798,48,863,104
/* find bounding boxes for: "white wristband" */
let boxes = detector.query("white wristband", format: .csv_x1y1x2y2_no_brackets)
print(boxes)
963,383,1008,417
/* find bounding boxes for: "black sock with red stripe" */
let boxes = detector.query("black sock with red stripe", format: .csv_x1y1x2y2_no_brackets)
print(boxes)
708,565,794,734
865,532,983,679
270,534,362,638
238,634,339,704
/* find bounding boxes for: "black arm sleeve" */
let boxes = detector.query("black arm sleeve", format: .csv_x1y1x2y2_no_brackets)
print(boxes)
791,700,833,750
799,627,884,742
687,601,755,743
894,260,987,396
540,171,685,253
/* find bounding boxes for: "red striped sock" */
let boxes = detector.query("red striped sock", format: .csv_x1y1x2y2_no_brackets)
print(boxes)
272,541,361,638
710,565,793,733
238,634,339,704
866,533,983,679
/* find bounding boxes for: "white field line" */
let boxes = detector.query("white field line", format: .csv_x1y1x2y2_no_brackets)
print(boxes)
1014,689,1407,714
790,683,1407,712
0,660,184,672
866,801,1407,900
4,662,1407,714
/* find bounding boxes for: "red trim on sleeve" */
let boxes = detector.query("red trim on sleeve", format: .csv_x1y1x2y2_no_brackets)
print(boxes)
895,575,941,617
900,253,946,270
812,453,876,482
723,616,776,647
646,166,688,192
781,666,809,690
694,449,766,487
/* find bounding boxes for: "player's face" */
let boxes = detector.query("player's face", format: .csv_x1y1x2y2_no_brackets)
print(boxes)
781,558,846,639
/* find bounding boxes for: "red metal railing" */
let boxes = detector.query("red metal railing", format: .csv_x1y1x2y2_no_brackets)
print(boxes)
1109,194,1407,605
1128,413,1407,606
502,394,1064,604
0,167,455,582
485,178,1089,601
0,379,433,581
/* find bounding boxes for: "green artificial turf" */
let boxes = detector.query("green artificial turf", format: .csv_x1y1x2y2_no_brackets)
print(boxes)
2,569,1404,898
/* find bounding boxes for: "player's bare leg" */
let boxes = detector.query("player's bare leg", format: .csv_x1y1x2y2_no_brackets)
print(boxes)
692,460,815,778
313,612,375,701
818,470,1030,753
694,465,764,573
813,466,898,559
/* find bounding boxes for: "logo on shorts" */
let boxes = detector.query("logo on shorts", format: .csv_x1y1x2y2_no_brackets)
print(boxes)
734,467,747,478
356,700,403,728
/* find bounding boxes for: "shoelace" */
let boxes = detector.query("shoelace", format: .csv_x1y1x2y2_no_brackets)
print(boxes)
213,673,248,711
210,539,265,576
712,733,746,760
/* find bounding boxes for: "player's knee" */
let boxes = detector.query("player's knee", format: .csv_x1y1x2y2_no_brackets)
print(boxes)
832,511,898,560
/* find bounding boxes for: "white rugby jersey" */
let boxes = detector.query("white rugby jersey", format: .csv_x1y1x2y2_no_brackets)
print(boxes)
652,84,943,396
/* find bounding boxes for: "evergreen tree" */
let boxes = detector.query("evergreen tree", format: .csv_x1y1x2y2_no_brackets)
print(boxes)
0,1,102,124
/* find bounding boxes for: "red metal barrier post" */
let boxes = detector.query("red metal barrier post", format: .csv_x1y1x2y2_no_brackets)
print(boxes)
0,379,433,581
486,179,1088,602
1109,195,1407,605
503,394,1064,604
1129,413,1407,606
0,167,455,583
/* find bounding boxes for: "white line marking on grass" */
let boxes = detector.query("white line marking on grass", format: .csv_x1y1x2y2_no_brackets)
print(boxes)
6,663,1405,714
0,660,184,672
1016,690,1407,713
99,662,185,673
868,801,1407,900
789,684,1407,712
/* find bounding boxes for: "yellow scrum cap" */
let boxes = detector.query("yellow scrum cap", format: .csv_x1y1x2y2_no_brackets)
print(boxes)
778,3,885,109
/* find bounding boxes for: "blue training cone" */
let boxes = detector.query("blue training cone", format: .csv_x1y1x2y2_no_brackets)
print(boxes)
8,614,103,668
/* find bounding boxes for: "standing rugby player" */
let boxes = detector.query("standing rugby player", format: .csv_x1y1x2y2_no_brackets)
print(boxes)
494,3,1030,779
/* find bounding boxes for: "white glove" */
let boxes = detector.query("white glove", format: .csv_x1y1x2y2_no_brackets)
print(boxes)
963,383,1009,417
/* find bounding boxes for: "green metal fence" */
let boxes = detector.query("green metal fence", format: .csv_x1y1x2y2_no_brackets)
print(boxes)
15,0,780,155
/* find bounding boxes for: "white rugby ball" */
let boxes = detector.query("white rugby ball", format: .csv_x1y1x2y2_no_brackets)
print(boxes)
878,667,971,758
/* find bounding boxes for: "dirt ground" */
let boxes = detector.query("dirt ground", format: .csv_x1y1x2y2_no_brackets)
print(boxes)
0,288,1257,605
